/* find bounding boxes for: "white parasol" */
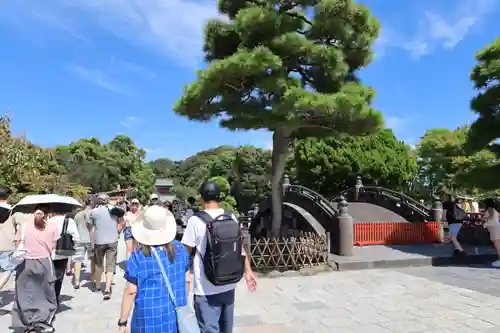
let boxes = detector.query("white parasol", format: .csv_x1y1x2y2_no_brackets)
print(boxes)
11,194,83,214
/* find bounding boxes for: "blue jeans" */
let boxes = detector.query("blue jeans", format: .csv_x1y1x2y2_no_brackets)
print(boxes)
194,289,235,333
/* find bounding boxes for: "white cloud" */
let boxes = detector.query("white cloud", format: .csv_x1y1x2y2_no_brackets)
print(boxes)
379,0,495,60
68,65,130,94
1,0,219,67
121,116,143,128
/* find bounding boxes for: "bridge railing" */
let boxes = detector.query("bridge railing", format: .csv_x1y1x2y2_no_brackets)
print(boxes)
341,186,431,220
285,184,338,218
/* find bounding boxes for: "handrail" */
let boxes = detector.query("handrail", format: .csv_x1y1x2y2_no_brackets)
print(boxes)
285,185,338,217
340,185,431,217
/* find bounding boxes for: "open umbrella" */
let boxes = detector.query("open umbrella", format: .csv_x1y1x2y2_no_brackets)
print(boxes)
0,202,11,224
11,194,83,214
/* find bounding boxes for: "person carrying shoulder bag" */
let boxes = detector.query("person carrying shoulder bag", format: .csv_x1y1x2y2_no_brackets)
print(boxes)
49,211,79,307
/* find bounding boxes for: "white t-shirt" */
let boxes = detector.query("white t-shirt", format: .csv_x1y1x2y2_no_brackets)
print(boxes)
181,208,237,296
483,208,500,227
124,211,140,227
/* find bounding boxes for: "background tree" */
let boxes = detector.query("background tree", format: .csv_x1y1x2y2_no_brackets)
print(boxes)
416,126,495,199
173,0,383,236
0,113,88,202
154,145,280,211
295,129,417,197
56,135,155,203
148,158,181,179
464,37,500,190
208,176,238,213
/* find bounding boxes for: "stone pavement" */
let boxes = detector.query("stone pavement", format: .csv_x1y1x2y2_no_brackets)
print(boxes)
2,264,500,332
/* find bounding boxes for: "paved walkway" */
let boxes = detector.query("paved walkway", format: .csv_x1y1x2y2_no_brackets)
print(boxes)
2,263,500,332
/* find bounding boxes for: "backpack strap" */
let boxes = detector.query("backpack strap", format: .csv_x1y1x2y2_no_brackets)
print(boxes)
61,215,70,236
194,211,233,224
194,211,213,224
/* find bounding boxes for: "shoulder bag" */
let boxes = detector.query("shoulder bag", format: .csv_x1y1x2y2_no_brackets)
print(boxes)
55,216,76,256
150,246,200,333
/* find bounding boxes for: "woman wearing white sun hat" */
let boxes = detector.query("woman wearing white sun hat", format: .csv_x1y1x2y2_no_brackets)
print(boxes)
118,205,190,333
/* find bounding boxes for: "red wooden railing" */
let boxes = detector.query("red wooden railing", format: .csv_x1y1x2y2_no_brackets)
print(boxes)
354,222,440,245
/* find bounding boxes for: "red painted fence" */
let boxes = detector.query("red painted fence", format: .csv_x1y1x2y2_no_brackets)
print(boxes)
354,222,441,245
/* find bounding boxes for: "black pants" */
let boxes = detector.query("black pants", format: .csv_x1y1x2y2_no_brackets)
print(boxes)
53,258,68,305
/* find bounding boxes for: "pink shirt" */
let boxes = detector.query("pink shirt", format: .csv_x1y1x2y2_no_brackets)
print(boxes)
15,218,60,259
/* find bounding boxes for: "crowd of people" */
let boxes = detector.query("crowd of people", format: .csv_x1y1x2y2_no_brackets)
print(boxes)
0,181,257,333
442,196,500,267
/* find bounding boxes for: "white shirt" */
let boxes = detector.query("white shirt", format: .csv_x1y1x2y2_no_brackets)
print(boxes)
181,208,237,296
49,215,80,260
124,211,140,227
483,208,500,227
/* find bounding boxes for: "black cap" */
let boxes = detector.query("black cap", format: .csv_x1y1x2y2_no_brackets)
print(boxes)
199,181,220,202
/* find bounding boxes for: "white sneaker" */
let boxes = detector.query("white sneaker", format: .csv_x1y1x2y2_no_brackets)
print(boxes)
491,260,500,268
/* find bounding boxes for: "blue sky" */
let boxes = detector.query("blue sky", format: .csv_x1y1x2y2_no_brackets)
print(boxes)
0,0,498,161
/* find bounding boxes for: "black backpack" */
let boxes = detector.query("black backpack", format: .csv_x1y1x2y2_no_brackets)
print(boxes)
55,215,76,256
195,211,245,286
446,202,467,222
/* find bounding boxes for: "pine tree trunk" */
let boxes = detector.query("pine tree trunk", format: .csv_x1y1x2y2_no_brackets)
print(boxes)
270,128,291,237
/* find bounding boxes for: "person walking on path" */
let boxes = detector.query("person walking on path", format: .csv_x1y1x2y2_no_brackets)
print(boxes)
118,205,189,333
12,206,60,333
182,181,257,333
123,198,141,259
442,197,468,259
88,194,122,300
48,209,80,306
72,200,93,289
482,198,500,267
0,188,15,290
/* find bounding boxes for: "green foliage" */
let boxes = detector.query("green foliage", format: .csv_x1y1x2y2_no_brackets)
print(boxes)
0,113,89,202
174,0,384,235
462,37,500,191
208,176,238,213
158,145,282,212
148,158,181,179
294,129,417,196
55,135,155,203
467,37,500,151
416,126,495,198
175,0,383,138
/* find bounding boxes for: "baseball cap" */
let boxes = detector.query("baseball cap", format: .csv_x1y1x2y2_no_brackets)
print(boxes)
97,193,109,201
131,198,140,204
150,193,159,200
199,181,221,202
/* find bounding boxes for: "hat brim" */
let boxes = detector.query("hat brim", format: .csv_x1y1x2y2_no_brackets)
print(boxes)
131,210,177,246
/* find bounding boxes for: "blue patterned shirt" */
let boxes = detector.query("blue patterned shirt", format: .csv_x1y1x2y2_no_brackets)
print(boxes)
125,241,189,333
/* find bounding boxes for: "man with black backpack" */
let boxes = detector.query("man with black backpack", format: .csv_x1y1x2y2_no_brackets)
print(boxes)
182,181,257,333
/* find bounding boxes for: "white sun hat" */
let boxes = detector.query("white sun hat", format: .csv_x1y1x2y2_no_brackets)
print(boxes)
131,205,177,246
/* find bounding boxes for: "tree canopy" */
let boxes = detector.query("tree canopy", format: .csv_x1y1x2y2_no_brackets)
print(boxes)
174,0,384,235
1,112,154,203
55,136,155,203
295,129,417,196
0,113,88,201
463,37,500,190
149,145,280,212
415,126,496,199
